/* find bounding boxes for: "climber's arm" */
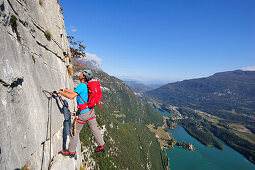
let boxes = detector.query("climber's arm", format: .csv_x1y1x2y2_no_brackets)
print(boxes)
59,83,84,99
58,90,78,99
63,89,74,93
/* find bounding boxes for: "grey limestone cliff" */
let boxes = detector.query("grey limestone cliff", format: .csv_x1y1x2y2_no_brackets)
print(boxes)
0,0,81,169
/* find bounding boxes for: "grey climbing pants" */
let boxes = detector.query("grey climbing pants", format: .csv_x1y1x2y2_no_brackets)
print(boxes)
68,109,104,152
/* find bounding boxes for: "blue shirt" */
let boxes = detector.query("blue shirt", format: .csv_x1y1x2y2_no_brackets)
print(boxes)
74,83,90,113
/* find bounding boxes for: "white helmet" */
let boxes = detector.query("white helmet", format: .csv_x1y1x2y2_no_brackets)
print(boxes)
82,69,94,81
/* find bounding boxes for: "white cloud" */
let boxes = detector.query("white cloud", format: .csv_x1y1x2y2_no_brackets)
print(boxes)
75,53,103,71
86,53,102,65
71,26,78,32
241,66,255,71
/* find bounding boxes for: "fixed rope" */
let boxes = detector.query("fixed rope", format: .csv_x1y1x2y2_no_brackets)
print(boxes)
42,90,54,169
49,92,53,168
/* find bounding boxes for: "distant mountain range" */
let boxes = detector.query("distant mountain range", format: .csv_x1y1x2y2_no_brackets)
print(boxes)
74,56,103,72
145,70,255,125
124,80,164,93
124,81,153,93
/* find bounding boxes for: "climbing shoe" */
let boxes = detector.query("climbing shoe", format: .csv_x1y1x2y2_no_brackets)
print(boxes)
95,145,105,153
59,150,76,158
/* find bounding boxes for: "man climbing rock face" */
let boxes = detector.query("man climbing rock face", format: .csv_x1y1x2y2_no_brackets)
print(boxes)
58,69,105,157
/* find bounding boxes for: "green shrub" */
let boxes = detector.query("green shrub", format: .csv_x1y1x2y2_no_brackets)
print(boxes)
21,164,29,170
44,30,52,41
10,15,17,32
10,15,21,41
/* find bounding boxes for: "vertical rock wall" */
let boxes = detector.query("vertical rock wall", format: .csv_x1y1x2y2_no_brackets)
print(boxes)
0,0,80,169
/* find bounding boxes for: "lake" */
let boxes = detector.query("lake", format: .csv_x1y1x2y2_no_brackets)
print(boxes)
167,126,255,170
156,109,255,170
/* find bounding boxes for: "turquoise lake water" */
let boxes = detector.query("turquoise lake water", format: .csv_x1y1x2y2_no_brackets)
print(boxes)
167,126,255,170
156,109,255,170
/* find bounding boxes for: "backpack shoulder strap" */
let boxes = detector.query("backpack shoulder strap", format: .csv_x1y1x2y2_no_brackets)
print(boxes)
77,93,87,104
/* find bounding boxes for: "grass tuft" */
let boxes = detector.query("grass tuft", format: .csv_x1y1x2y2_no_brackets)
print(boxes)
80,167,85,170
10,15,17,32
67,65,73,76
67,54,73,63
21,164,29,170
44,30,52,41
10,15,21,41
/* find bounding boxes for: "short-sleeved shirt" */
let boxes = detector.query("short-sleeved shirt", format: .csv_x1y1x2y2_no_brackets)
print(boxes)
74,83,90,113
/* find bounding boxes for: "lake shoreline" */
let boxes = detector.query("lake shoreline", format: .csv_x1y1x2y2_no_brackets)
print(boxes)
153,108,255,169
157,105,255,164
181,126,223,150
167,126,255,170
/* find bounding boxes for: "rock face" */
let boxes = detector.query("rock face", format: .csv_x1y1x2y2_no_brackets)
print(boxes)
0,0,80,169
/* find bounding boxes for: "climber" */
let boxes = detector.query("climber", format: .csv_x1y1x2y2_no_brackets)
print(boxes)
58,69,105,158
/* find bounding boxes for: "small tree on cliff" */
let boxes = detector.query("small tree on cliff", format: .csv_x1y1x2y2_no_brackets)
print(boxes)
67,36,86,58
67,36,87,72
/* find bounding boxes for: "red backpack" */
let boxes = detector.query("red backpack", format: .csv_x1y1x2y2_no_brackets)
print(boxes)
77,81,104,111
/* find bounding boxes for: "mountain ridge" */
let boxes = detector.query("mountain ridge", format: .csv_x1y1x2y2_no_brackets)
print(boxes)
145,70,255,124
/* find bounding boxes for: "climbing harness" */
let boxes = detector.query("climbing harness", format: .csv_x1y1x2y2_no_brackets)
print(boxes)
76,93,95,126
76,116,96,124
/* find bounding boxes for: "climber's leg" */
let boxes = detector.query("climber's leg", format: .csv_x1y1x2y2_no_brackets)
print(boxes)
68,110,93,152
87,110,104,146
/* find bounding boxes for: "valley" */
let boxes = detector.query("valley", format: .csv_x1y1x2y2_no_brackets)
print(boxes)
144,70,255,164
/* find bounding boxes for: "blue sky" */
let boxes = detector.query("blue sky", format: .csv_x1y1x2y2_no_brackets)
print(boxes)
61,0,255,83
